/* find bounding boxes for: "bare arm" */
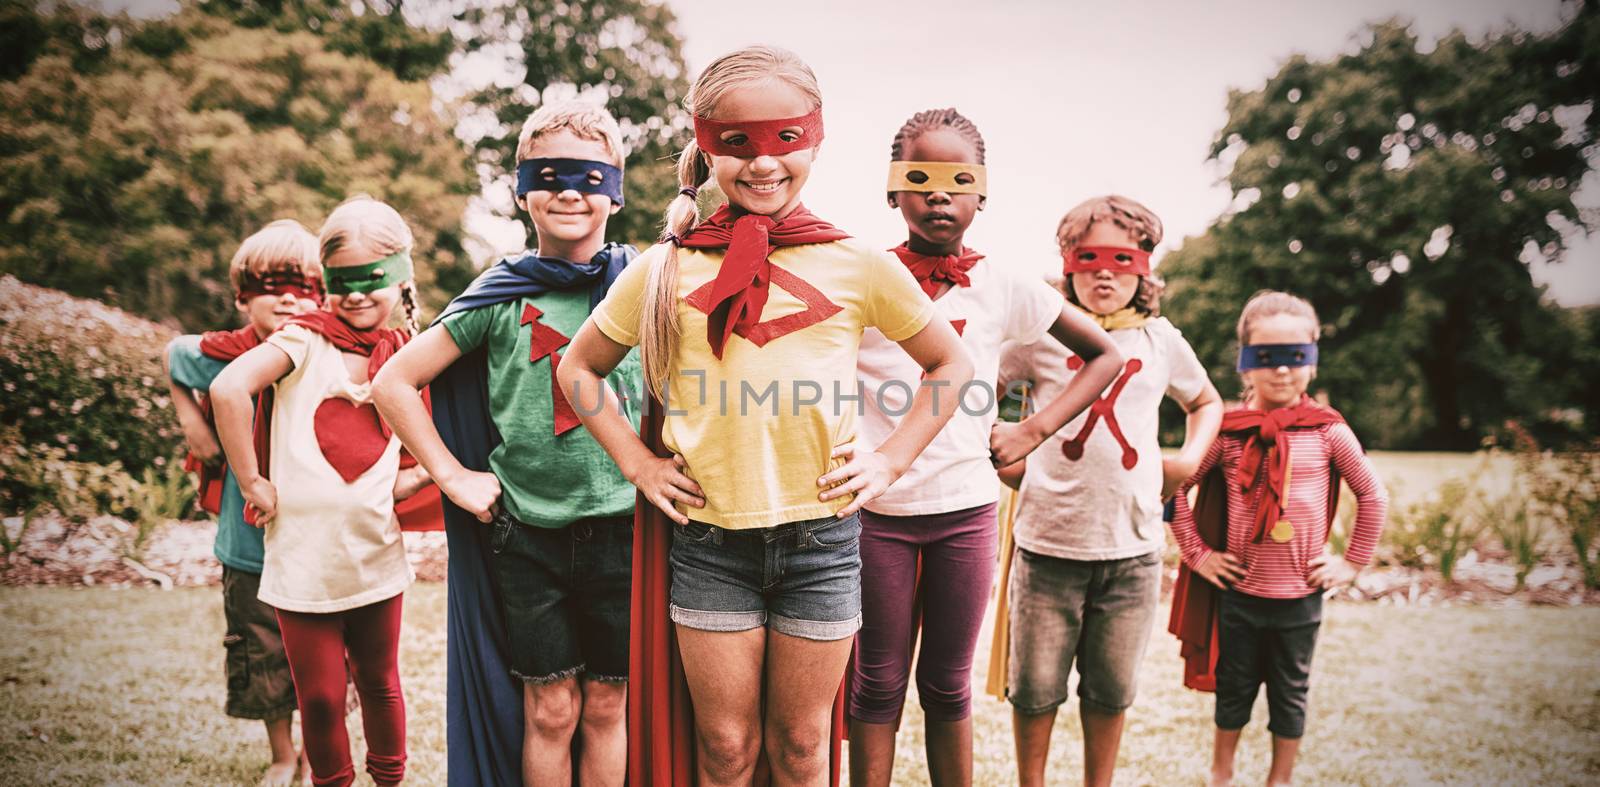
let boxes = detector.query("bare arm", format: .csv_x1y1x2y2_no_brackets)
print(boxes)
819,317,973,516
1162,381,1224,499
557,319,703,525
990,303,1123,467
370,325,498,520
209,343,293,525
165,340,220,463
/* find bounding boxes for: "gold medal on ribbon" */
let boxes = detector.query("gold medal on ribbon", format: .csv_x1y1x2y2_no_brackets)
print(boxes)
1270,519,1295,543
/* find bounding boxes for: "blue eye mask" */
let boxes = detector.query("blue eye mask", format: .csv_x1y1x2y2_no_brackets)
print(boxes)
515,158,625,207
1237,343,1318,371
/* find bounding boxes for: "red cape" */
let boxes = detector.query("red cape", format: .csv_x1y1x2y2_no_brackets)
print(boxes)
626,401,847,785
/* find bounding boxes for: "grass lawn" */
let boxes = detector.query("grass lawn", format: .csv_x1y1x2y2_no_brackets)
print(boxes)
2,583,1596,786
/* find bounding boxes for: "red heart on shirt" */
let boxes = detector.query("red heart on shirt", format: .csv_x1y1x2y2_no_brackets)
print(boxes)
313,398,389,483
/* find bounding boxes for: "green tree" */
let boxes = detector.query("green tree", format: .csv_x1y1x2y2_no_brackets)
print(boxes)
0,0,475,332
1160,3,1599,449
197,0,453,82
456,0,692,247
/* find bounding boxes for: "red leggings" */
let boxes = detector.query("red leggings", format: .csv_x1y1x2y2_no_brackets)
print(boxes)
276,594,407,787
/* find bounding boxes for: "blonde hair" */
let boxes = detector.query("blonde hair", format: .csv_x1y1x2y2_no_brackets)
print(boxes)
642,45,822,400
318,195,422,335
1236,290,1321,400
1236,290,1320,346
228,219,322,296
1057,194,1166,315
516,100,626,168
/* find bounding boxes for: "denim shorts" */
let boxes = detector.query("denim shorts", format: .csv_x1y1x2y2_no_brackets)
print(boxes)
1007,547,1163,714
669,514,862,641
488,511,633,683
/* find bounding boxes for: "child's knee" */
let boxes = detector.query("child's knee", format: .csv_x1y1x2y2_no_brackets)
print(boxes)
579,680,627,728
524,679,582,737
915,672,973,721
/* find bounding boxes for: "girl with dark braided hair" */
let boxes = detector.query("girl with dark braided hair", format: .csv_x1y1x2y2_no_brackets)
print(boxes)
849,108,1123,787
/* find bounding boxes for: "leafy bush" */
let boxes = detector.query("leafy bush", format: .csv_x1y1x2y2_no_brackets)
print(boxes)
0,426,140,523
129,463,197,556
1480,483,1543,590
1,424,195,556
1509,427,1600,589
0,276,181,510
1381,478,1479,583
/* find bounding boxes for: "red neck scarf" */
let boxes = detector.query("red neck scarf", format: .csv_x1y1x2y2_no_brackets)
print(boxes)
678,203,850,359
285,311,410,381
198,325,264,361
890,243,983,299
1220,395,1345,543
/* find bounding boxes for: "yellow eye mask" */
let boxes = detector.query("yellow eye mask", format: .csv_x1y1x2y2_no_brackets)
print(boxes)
887,161,988,197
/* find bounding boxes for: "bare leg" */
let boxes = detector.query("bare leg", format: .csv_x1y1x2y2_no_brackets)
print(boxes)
848,719,897,787
1211,727,1242,787
1266,734,1300,786
523,677,582,787
765,630,854,787
924,717,972,787
259,715,298,787
1081,707,1126,787
1012,707,1057,787
577,679,628,787
677,625,766,786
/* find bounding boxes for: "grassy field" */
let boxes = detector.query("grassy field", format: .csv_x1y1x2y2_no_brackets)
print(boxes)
2,582,1596,786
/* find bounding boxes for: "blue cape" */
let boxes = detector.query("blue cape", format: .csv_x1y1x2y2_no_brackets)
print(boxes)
429,243,635,786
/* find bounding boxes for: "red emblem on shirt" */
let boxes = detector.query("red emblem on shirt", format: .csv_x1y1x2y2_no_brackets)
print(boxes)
683,266,842,347
521,304,581,436
1062,356,1142,469
313,398,389,482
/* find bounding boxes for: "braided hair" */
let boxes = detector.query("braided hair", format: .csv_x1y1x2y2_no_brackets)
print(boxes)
889,107,986,163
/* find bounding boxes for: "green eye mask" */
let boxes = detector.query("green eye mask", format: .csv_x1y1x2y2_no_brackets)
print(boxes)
324,251,413,295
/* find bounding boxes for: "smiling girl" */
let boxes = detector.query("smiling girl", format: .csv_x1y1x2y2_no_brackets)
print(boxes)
558,46,973,786
211,196,430,787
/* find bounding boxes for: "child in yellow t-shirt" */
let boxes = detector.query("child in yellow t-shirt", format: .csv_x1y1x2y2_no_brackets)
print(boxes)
558,45,973,786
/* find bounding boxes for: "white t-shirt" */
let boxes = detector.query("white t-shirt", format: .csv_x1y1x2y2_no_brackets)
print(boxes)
999,317,1210,560
856,257,1061,516
258,324,414,613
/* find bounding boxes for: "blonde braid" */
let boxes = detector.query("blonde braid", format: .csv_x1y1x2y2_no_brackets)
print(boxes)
641,140,710,401
399,280,422,336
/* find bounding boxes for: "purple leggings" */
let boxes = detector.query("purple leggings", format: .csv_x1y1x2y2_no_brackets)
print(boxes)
848,502,998,723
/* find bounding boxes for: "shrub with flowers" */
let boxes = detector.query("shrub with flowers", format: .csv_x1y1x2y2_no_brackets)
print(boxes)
1,276,182,517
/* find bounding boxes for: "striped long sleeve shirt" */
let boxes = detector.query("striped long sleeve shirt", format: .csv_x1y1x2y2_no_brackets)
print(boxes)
1169,422,1388,599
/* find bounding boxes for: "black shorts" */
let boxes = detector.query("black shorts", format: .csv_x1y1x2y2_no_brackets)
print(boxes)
221,566,297,720
1214,589,1322,739
487,511,633,684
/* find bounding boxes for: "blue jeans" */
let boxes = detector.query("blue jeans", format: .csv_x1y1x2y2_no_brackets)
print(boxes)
669,514,863,641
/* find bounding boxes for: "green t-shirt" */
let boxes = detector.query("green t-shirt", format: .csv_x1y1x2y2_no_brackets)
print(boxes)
442,290,641,528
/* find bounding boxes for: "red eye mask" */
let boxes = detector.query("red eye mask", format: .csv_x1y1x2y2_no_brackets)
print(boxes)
237,271,324,304
1062,245,1152,277
693,109,825,158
